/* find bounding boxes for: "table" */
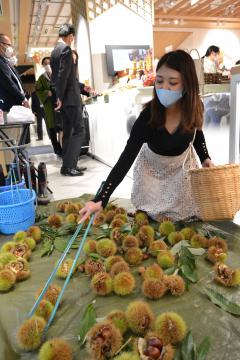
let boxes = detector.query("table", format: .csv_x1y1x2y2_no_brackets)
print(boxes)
0,121,52,194
0,196,240,359
0,121,33,148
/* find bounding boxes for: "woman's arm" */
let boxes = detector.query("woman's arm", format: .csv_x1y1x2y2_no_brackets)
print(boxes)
193,130,214,166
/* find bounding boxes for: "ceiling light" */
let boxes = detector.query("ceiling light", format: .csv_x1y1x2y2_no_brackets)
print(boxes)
225,4,235,16
210,0,222,10
173,19,179,24
190,0,199,5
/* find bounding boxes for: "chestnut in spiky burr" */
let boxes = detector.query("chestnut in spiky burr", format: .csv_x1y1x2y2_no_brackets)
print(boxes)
137,225,155,248
142,278,167,299
163,275,185,296
135,211,149,226
125,300,154,335
148,240,168,257
86,320,123,360
113,271,135,296
122,235,139,251
93,212,107,227
144,263,163,280
110,261,130,277
208,236,228,252
125,247,143,266
85,259,105,277
91,272,113,296
155,312,187,345
107,310,129,335
206,246,227,264
190,234,208,248
214,263,240,287
39,338,73,360
105,255,123,272
110,227,125,245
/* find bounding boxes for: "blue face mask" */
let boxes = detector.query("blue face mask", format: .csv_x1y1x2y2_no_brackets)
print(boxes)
156,88,183,108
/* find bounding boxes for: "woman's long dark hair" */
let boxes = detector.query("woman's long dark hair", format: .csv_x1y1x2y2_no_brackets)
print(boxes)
148,49,203,132
204,45,220,57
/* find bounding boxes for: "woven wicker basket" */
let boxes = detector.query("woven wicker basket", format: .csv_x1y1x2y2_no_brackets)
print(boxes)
189,164,240,221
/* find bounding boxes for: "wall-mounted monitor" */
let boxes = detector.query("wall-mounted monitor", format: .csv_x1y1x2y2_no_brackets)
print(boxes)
105,45,150,76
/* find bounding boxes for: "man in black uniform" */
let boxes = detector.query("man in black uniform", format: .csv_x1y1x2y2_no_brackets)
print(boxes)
50,24,86,176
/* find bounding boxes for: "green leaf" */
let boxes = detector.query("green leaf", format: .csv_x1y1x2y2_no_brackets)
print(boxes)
40,240,54,257
188,248,205,256
71,244,80,249
78,302,97,346
180,247,196,271
89,252,105,261
171,240,190,255
204,287,240,316
54,237,70,252
164,266,177,275
180,264,198,283
57,223,76,236
130,225,138,235
197,336,211,360
120,224,132,233
181,331,195,360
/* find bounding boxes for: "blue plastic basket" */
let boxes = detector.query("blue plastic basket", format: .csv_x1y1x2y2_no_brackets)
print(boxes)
0,189,36,234
0,179,25,193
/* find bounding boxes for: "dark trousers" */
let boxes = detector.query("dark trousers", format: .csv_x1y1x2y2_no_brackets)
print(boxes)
48,128,62,155
36,114,43,139
61,106,84,169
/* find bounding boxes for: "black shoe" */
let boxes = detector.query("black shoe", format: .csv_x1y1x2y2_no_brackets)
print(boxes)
76,166,87,172
60,167,84,176
55,151,62,158
36,138,43,141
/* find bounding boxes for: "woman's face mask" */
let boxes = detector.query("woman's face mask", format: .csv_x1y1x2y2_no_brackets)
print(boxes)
155,65,183,108
155,88,183,108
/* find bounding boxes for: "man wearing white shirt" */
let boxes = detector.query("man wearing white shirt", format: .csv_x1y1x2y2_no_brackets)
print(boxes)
0,33,29,111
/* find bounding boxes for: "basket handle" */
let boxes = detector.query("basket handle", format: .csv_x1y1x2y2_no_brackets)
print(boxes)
190,48,201,60
182,128,197,172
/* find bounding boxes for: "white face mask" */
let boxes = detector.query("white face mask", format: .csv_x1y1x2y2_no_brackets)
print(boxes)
44,64,51,73
4,46,14,58
8,56,18,66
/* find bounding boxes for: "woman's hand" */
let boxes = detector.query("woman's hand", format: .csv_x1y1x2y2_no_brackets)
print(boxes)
202,158,214,168
78,201,103,224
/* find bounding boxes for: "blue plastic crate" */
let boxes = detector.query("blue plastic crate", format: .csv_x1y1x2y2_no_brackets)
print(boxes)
0,179,25,193
0,189,36,234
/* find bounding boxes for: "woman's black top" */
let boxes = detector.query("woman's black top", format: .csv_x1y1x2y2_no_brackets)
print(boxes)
93,105,210,207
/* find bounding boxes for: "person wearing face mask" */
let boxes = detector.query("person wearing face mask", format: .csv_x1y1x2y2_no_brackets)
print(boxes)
203,45,220,74
35,57,62,156
78,50,214,223
50,23,86,176
0,33,29,111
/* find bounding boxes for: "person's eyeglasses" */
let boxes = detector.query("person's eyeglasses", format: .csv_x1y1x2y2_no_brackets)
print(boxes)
0,42,12,47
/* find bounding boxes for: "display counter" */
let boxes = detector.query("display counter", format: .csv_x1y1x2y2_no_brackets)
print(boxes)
86,88,152,171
